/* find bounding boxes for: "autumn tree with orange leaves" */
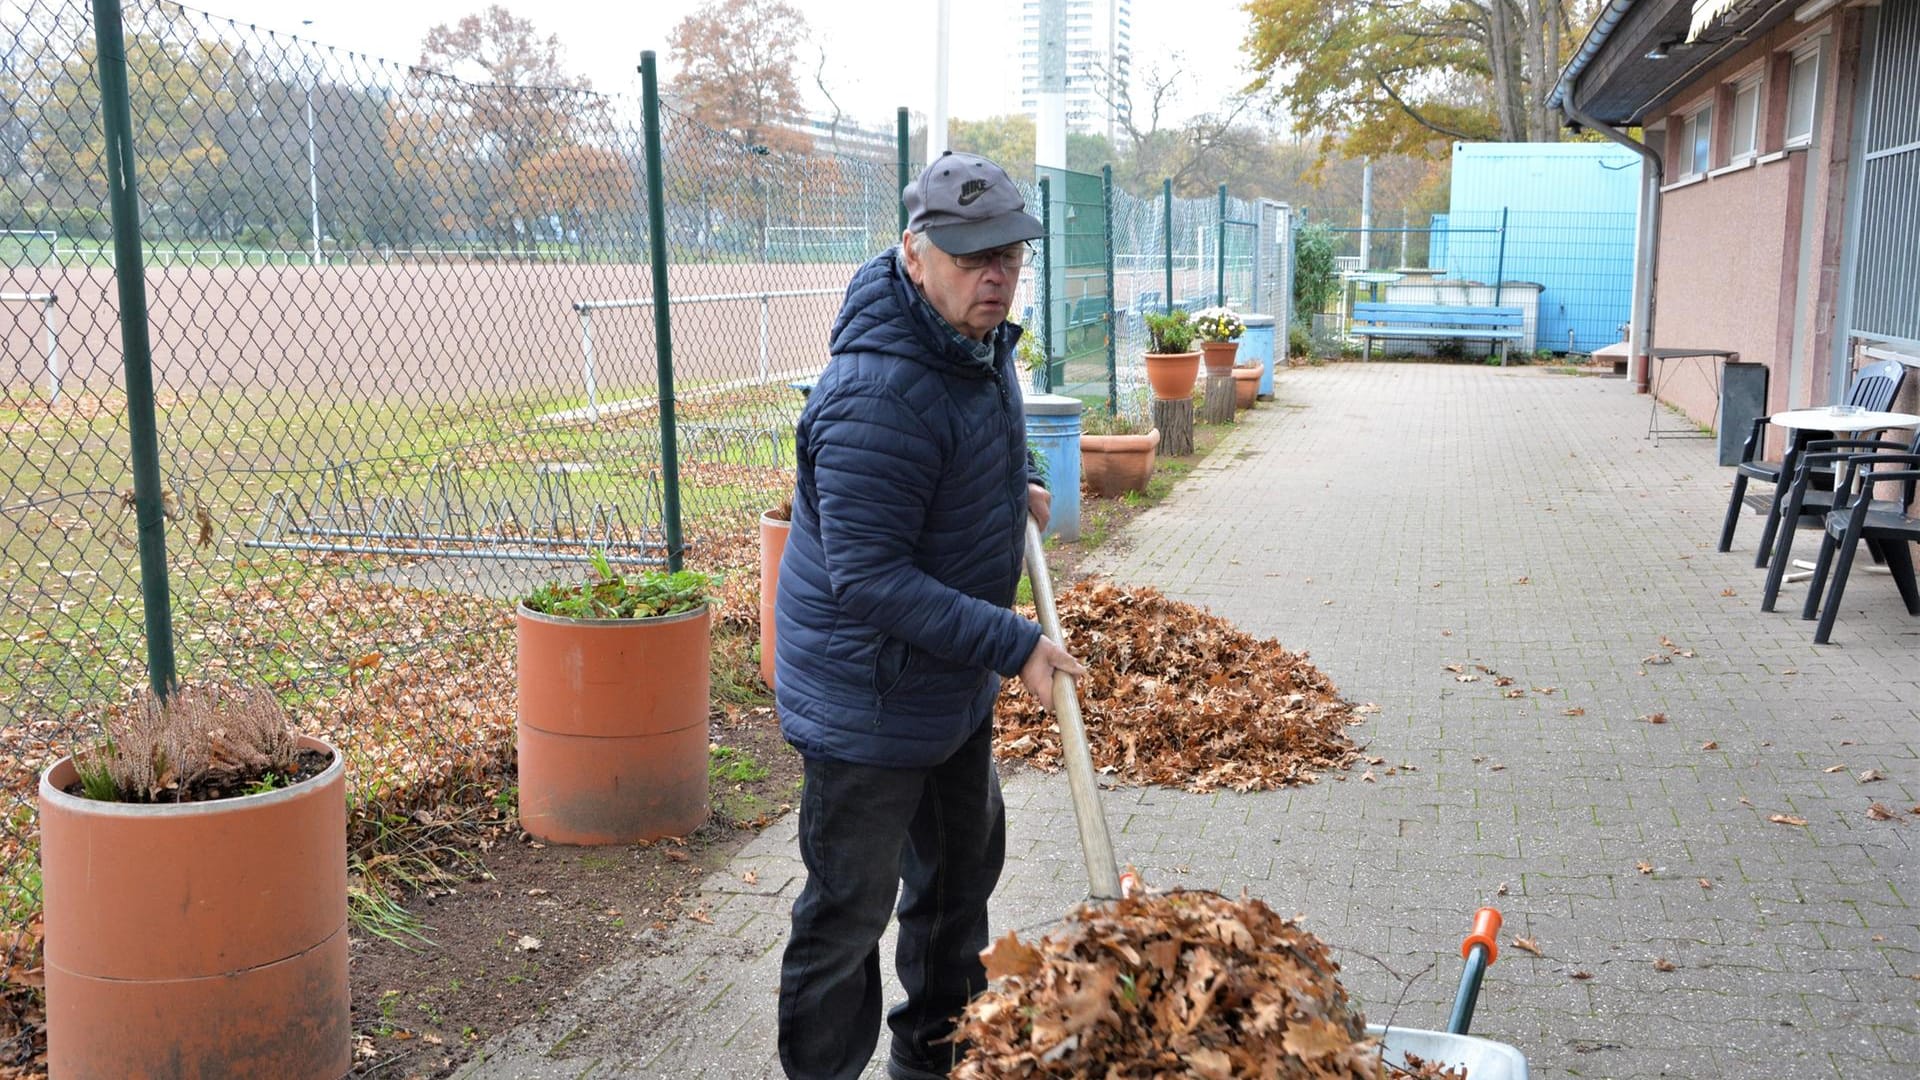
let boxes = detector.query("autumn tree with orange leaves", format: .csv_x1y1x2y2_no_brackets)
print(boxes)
666,0,812,156
399,5,602,249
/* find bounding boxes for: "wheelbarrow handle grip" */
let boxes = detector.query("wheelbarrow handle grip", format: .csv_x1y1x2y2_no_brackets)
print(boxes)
1447,906,1503,1036
1461,906,1502,965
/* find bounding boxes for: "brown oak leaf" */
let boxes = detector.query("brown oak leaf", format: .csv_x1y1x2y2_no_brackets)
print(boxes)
980,931,1043,981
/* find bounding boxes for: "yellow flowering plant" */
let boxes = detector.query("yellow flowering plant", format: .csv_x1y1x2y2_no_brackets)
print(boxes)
1190,306,1245,343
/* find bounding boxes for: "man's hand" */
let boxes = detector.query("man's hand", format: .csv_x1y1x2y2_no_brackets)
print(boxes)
1027,483,1052,534
1018,633,1086,712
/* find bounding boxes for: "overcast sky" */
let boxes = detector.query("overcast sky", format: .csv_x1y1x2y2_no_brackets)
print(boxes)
188,0,1263,133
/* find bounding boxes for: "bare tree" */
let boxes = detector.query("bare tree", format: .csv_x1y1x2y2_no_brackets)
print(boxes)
1083,54,1257,194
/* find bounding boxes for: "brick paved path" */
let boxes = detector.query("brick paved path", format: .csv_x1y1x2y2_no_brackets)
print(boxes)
459,363,1918,1080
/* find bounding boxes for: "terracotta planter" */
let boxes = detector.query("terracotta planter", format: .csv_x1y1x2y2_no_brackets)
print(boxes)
516,603,710,845
1233,365,1260,409
39,735,350,1079
759,511,791,690
1144,351,1200,400
1202,340,1240,375
1081,429,1160,497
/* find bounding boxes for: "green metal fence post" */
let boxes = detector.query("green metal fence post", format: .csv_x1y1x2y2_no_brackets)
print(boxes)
1216,183,1228,307
1039,174,1054,393
1103,165,1117,416
1494,206,1509,305
1493,206,1510,367
897,108,911,235
94,0,175,696
1162,179,1173,313
639,52,683,572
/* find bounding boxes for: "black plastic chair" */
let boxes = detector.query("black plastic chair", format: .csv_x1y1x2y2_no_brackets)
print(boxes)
1801,453,1920,644
1717,358,1907,562
1759,429,1920,612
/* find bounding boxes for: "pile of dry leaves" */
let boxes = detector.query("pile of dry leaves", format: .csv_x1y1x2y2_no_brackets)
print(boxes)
954,890,1396,1079
995,580,1364,791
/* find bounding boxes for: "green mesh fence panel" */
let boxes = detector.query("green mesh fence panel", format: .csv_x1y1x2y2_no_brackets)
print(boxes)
1034,165,1109,401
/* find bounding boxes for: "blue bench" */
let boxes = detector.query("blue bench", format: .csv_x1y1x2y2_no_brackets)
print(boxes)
1351,302,1525,364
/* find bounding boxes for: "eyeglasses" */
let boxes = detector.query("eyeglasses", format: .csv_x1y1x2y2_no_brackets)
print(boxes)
950,242,1034,272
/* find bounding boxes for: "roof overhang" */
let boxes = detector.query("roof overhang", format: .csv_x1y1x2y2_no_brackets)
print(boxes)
1551,0,1816,126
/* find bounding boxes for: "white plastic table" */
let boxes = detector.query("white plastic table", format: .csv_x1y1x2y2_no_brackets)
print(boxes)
1758,407,1920,598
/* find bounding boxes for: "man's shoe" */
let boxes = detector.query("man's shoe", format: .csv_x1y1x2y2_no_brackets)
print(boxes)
885,1045,949,1080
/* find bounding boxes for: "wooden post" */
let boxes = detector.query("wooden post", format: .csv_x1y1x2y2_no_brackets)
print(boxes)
1151,397,1193,456
1201,371,1235,424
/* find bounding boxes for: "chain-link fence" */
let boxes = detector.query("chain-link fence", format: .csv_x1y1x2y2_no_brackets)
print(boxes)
0,1,903,1051
0,0,1290,1054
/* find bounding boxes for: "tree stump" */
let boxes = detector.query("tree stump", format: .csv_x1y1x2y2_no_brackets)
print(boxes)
1201,371,1236,425
1151,397,1193,457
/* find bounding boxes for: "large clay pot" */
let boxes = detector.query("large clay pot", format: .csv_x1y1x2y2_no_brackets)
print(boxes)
1233,365,1260,409
1081,429,1160,497
516,603,710,844
759,510,791,690
1144,351,1200,400
1202,340,1240,375
39,735,351,1079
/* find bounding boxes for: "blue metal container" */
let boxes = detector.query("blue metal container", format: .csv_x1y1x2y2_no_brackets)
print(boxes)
1240,314,1276,398
1443,143,1642,354
1022,394,1082,541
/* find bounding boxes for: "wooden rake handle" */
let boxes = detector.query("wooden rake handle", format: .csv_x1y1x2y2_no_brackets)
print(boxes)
1023,518,1123,901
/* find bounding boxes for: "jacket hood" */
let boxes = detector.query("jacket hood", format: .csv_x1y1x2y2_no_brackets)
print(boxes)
828,248,1019,381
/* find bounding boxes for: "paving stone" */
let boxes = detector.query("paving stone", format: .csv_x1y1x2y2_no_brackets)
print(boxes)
460,366,1919,1079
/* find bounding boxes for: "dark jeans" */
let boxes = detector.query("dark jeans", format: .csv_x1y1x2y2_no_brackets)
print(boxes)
777,719,1006,1080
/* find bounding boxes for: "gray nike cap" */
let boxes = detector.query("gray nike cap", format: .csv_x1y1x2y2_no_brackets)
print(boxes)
902,151,1044,256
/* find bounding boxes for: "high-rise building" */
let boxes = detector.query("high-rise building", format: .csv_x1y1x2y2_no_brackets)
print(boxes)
1018,0,1132,144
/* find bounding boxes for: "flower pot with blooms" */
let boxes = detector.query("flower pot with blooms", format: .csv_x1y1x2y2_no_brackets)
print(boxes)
1191,306,1246,374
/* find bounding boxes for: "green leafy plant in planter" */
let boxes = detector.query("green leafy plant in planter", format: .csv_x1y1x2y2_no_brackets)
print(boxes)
516,550,717,845
1144,308,1196,354
523,550,711,620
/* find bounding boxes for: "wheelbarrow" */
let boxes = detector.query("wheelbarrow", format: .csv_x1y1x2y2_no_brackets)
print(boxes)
1023,519,1531,1079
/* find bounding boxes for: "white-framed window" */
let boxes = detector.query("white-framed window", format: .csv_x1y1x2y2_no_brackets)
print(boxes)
1729,77,1761,162
1786,44,1821,147
1680,102,1714,177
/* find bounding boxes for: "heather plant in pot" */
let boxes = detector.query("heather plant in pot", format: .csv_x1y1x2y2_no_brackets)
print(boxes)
38,680,351,1078
517,552,714,844
1142,308,1200,400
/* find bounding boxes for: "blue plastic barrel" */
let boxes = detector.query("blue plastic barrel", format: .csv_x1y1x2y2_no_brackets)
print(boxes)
1022,394,1082,541
1241,314,1276,399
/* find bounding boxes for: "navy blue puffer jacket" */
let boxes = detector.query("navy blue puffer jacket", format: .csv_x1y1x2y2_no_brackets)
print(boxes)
773,249,1042,768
